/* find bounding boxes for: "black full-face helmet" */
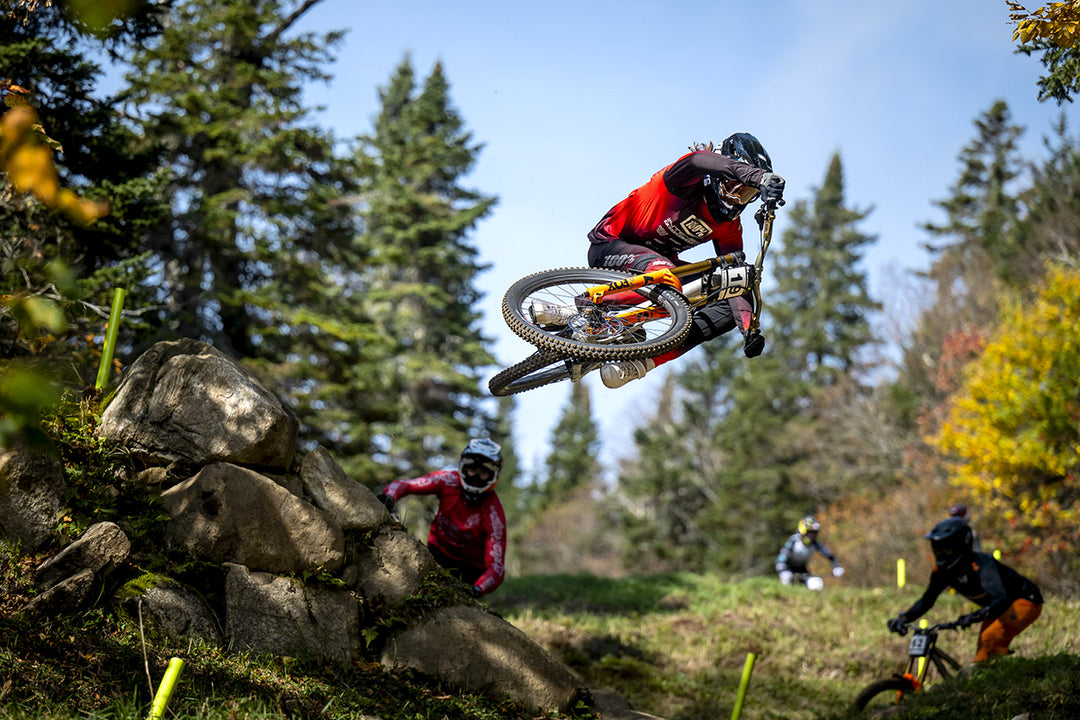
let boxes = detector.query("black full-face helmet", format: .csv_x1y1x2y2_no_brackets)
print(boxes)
458,438,502,503
720,132,773,172
703,132,773,222
925,517,975,571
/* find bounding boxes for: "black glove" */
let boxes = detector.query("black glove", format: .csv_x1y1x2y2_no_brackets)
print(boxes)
956,612,983,629
887,616,908,634
376,493,395,512
470,585,483,599
744,331,765,358
759,172,786,205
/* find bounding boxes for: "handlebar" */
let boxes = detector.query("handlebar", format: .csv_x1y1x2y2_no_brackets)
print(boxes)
891,619,964,637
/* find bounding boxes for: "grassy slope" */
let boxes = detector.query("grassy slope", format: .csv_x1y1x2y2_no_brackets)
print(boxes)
487,573,1080,720
3,557,1078,720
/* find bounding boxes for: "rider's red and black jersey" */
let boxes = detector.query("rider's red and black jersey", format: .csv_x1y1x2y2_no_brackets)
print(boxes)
901,552,1043,623
588,150,767,259
382,470,507,595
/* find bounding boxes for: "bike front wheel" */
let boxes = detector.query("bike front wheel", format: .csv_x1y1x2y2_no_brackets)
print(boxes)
852,675,916,714
502,268,692,361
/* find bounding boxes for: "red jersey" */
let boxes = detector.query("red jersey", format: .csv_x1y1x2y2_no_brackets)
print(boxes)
382,470,507,595
588,150,767,259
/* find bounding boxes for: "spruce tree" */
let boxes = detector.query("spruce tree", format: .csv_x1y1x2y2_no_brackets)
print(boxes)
1,2,167,445
899,102,1028,407
922,100,1026,285
616,371,732,573
118,0,355,359
540,381,602,507
355,56,497,476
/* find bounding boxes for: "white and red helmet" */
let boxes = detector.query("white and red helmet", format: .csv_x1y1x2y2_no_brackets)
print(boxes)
458,438,502,498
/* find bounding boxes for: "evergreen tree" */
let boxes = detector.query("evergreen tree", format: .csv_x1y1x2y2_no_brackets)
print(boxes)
1,2,168,445
1017,114,1080,271
922,100,1026,285
110,0,407,472
540,381,601,506
898,102,1028,408
514,381,620,575
355,56,498,476
616,369,732,573
118,0,356,359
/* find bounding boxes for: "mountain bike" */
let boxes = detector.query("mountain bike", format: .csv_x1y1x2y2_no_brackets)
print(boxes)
488,200,779,397
852,619,967,715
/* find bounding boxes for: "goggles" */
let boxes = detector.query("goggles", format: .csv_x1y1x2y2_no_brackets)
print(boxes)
460,460,497,489
720,180,760,205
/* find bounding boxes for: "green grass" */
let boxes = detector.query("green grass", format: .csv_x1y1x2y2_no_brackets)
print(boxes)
3,559,1079,720
488,572,1080,720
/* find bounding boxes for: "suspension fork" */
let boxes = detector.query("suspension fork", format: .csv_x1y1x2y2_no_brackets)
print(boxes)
748,201,778,336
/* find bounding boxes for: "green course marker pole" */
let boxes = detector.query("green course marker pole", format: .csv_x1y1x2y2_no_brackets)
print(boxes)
897,558,906,588
95,287,126,390
147,657,184,720
730,652,756,720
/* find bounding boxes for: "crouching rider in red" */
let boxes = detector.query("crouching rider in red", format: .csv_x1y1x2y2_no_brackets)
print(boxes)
377,439,507,597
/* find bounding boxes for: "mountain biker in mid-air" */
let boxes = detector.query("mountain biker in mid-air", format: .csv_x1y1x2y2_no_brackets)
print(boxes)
775,515,845,590
377,438,507,597
886,516,1043,664
562,132,785,388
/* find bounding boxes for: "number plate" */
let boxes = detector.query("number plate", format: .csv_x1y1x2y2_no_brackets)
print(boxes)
908,634,929,657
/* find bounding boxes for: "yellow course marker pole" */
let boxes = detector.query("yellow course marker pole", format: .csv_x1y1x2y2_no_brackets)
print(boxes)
95,287,126,390
731,652,756,720
897,558,906,588
147,657,184,720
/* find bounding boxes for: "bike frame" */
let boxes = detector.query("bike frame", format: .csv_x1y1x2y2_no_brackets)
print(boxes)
580,202,778,327
897,624,964,694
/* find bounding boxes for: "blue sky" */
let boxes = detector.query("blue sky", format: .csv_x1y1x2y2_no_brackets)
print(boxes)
294,1,1074,479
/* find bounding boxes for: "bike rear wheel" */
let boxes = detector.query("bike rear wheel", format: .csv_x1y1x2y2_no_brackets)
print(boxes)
853,676,916,714
502,268,692,361
488,351,572,397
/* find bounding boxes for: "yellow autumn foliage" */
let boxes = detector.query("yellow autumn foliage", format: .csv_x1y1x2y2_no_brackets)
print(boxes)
0,102,109,225
931,265,1080,544
1009,1,1080,47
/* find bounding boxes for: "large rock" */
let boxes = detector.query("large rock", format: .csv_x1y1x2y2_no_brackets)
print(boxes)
18,569,96,617
161,462,345,574
299,446,388,531
98,339,298,470
353,526,436,605
117,574,222,643
0,444,66,552
35,521,131,590
382,605,587,713
224,563,359,663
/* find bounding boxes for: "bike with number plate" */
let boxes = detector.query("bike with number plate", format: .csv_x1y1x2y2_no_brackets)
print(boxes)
852,618,969,715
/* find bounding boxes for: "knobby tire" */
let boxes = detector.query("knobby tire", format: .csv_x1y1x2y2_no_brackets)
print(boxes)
502,268,692,361
488,351,570,397
853,676,916,713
